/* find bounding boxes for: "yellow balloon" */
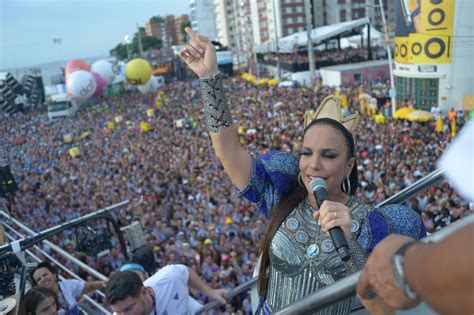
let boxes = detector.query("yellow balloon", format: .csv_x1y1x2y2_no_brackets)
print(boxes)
125,58,152,85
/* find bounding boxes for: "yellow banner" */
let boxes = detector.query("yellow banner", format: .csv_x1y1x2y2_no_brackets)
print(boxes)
395,0,455,64
419,0,455,36
395,34,452,64
408,33,452,64
394,37,410,64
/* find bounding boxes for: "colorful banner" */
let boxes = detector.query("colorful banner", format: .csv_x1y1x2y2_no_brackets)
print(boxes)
394,0,455,64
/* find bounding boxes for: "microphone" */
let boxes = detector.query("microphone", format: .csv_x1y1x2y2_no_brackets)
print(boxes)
310,177,350,262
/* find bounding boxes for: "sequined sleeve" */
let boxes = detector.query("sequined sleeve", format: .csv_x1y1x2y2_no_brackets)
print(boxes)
357,204,427,252
344,238,368,273
345,201,426,273
239,151,299,219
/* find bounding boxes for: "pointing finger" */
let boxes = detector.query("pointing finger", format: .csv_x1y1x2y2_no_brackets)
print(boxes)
185,27,197,39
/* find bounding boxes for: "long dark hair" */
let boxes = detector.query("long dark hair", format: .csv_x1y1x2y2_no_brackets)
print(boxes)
21,287,58,315
257,119,358,296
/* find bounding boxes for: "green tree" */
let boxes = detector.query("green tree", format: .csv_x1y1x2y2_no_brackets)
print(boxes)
150,15,164,23
141,36,162,51
180,21,191,43
109,43,128,60
109,26,163,61
130,27,162,56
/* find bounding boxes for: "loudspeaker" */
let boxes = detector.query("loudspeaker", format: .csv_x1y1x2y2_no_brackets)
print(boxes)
0,163,18,199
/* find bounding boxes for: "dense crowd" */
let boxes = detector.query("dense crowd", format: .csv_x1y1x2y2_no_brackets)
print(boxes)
262,47,387,66
0,76,471,313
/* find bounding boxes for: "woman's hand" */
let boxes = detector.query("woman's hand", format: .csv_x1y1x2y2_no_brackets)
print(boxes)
313,201,352,240
179,27,219,79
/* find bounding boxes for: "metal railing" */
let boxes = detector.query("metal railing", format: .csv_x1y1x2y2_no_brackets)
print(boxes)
3,229,111,314
0,200,129,279
0,200,129,314
377,169,444,208
196,169,446,313
196,277,259,313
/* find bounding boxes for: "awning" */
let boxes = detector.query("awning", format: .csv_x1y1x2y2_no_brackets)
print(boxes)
257,17,371,53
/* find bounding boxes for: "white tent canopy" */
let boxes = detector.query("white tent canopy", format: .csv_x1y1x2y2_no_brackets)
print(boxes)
257,17,371,53
346,24,383,47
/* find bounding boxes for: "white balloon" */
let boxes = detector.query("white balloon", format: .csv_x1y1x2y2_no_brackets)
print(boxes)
148,76,159,92
91,60,116,85
137,76,159,94
137,84,149,94
66,70,97,99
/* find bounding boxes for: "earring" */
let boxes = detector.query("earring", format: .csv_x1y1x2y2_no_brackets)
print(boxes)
298,172,305,187
341,177,351,194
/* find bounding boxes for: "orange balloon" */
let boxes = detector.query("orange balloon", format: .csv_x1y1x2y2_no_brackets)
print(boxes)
65,60,90,77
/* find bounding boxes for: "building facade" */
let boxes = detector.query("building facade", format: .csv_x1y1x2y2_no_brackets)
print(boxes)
214,0,237,49
313,0,395,28
174,15,190,45
189,0,217,40
146,15,190,48
145,20,163,39
393,0,473,111
251,0,307,46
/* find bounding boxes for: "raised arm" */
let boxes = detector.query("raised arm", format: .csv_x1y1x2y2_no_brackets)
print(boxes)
83,280,106,295
179,27,252,190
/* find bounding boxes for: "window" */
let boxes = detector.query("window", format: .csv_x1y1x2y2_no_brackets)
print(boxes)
340,9,346,21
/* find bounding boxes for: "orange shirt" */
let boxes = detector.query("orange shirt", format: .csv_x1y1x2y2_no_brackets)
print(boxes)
449,111,456,121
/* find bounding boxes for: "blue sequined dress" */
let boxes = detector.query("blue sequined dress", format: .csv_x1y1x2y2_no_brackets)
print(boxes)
239,151,426,314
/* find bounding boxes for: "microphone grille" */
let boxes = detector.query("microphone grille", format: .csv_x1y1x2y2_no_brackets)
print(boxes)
310,177,326,192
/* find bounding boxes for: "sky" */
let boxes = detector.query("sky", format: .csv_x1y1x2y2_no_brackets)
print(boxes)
0,0,189,70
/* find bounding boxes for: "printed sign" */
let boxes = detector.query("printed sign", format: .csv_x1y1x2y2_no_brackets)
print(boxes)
394,0,455,64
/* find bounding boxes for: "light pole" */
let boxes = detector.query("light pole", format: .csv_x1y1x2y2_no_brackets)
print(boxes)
52,38,66,71
304,0,315,85
271,0,281,79
136,23,144,57
352,1,397,114
377,0,397,114
123,35,131,60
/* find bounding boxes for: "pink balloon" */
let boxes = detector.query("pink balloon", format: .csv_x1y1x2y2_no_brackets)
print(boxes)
91,72,107,97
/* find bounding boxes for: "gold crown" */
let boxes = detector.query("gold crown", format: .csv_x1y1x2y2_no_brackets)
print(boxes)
304,96,359,140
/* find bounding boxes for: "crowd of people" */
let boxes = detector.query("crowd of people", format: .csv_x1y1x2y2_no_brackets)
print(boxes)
262,47,386,67
0,70,471,313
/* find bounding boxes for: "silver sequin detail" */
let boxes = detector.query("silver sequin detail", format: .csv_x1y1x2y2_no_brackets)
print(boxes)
286,217,299,230
321,239,335,253
267,196,372,313
296,230,308,244
307,243,320,258
351,220,360,233
354,208,367,220
200,73,232,133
